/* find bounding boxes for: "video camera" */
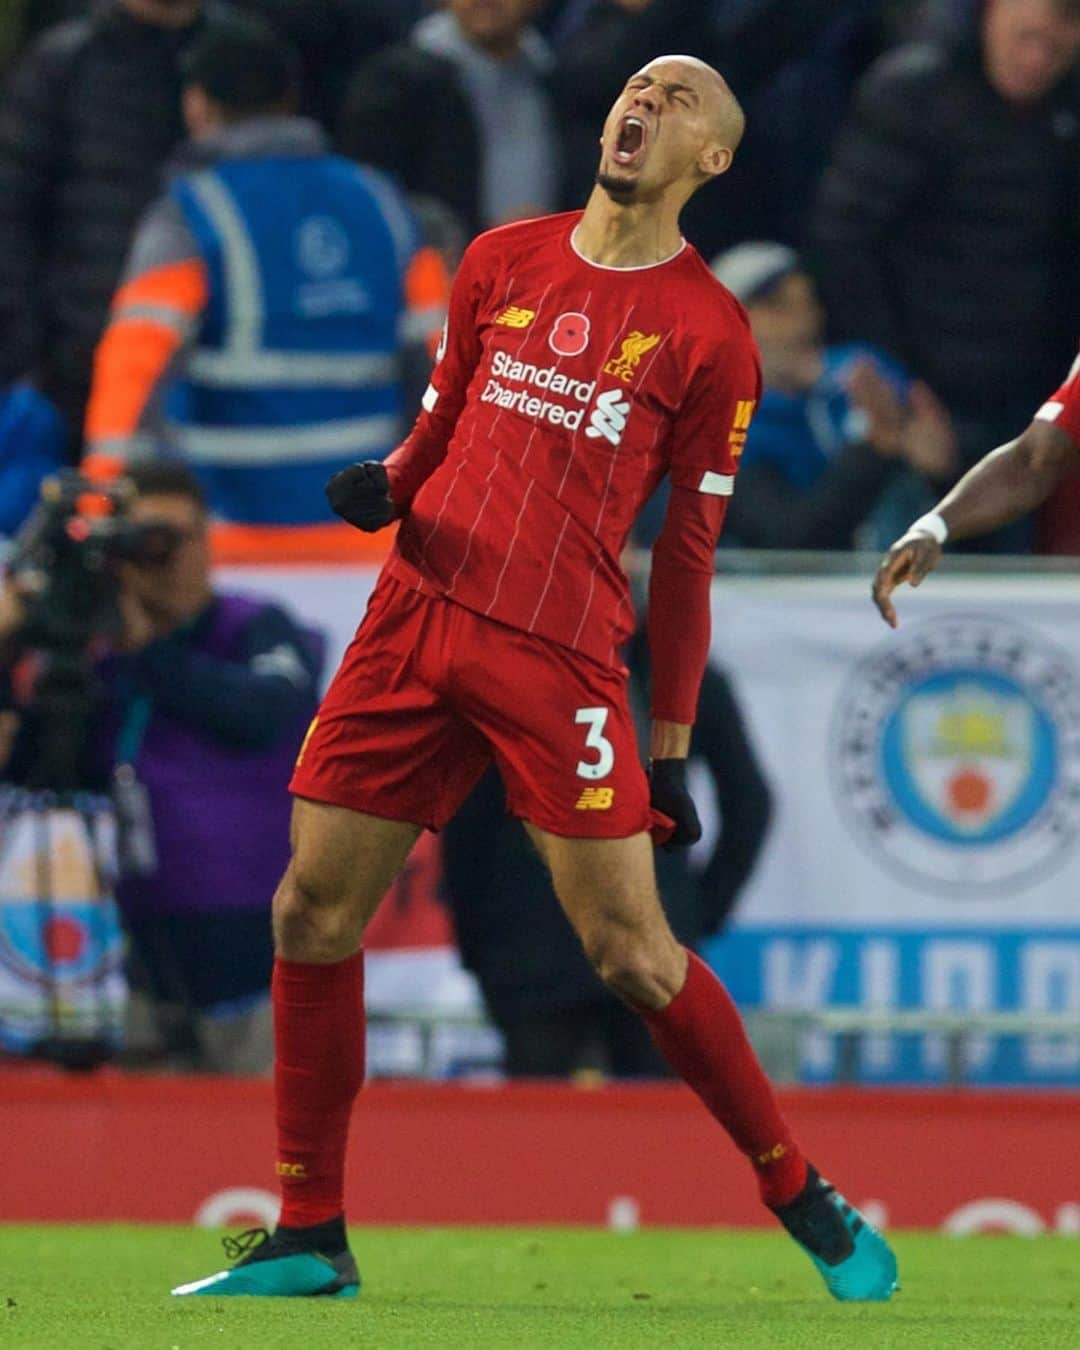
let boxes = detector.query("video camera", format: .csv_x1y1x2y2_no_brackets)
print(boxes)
4,471,185,791
8,470,183,657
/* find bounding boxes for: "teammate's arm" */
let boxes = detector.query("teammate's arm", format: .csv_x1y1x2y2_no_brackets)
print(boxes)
328,240,486,531
873,406,1078,628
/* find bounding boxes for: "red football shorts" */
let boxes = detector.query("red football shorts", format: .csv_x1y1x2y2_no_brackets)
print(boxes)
290,574,651,839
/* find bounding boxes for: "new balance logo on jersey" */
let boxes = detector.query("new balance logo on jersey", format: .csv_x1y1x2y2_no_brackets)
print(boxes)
585,389,631,446
496,305,536,329
576,787,614,810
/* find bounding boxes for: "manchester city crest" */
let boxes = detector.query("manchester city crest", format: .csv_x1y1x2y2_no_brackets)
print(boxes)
832,615,1080,891
0,793,125,1053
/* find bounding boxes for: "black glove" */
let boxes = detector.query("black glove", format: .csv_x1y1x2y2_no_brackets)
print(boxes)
326,461,396,532
648,757,702,850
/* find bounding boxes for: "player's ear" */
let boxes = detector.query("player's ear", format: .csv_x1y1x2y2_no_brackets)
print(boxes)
698,141,733,180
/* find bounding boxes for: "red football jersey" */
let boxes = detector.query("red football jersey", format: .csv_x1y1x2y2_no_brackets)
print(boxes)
1035,348,1080,449
384,211,760,670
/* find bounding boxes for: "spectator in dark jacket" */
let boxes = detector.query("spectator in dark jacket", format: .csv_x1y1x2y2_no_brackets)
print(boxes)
712,242,957,551
0,0,215,453
0,2,88,75
231,0,398,132
811,0,1080,548
339,0,562,237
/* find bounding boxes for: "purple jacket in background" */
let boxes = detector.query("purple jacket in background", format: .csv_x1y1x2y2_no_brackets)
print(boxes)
114,593,321,918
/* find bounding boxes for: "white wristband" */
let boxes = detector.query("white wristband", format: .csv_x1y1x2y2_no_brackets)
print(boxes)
909,511,948,546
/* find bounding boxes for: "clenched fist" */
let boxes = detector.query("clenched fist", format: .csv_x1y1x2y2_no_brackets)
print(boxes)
648,757,702,850
326,462,396,532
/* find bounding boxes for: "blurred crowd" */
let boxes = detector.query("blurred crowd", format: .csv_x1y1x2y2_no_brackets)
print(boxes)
0,0,1076,1077
0,0,1075,552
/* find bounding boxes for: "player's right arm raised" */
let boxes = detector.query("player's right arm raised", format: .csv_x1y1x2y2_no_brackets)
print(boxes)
873,358,1080,627
327,241,487,531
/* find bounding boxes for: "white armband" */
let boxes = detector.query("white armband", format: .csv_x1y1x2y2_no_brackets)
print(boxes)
909,511,948,546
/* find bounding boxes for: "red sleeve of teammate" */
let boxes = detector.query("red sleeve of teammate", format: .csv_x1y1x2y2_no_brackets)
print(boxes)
648,333,762,724
1034,349,1080,449
384,241,487,511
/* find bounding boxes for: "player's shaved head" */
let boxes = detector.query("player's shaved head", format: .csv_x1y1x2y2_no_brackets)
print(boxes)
596,52,745,210
634,54,745,153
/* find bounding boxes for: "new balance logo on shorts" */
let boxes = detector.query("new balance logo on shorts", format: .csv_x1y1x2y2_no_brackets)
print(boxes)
585,389,631,446
576,787,614,810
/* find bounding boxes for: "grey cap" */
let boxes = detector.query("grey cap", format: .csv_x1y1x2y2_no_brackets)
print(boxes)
709,242,799,303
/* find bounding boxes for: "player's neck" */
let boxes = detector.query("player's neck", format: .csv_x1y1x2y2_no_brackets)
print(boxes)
573,189,684,269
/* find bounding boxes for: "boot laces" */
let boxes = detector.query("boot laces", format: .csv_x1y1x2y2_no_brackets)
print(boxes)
221,1227,270,1261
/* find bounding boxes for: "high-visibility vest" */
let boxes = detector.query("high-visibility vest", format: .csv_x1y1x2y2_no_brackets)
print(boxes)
166,156,417,526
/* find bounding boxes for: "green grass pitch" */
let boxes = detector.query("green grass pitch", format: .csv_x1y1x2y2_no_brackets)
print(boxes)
1,1225,1076,1349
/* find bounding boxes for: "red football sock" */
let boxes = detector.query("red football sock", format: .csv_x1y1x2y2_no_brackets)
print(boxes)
639,949,807,1208
273,950,366,1228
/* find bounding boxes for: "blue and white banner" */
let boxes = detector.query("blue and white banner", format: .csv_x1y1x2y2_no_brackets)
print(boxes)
709,575,1080,923
703,573,1080,1084
705,928,1080,1085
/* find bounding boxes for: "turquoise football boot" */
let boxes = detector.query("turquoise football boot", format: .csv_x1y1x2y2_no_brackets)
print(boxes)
172,1225,360,1299
771,1165,899,1302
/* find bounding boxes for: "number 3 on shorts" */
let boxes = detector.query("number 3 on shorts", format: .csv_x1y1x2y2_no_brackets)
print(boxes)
575,707,614,780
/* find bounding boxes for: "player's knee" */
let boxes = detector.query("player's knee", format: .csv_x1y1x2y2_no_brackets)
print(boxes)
583,923,677,1009
273,863,359,963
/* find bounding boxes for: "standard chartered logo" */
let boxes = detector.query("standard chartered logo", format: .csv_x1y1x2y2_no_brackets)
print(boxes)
480,350,633,444
481,349,596,430
585,389,631,446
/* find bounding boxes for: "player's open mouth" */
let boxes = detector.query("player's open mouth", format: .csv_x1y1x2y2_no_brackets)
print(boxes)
612,115,648,167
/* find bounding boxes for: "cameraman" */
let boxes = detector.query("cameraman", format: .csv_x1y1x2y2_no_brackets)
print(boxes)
0,462,324,1071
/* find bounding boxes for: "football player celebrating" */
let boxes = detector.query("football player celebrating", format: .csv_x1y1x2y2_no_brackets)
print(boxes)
175,55,897,1303
874,351,1080,626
